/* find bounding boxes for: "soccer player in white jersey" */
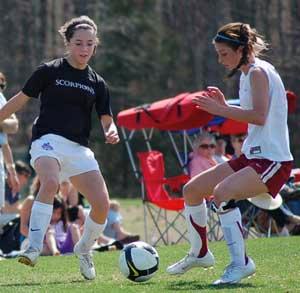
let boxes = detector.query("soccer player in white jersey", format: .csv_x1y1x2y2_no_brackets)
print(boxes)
0,16,119,280
167,22,293,285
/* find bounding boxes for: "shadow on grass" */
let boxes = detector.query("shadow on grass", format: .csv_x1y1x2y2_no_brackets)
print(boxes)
166,280,257,291
0,279,85,288
122,280,157,286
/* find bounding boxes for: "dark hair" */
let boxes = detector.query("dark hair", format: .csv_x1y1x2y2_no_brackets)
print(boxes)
59,15,99,45
214,22,268,78
67,206,79,222
0,72,7,90
53,195,68,232
15,160,32,177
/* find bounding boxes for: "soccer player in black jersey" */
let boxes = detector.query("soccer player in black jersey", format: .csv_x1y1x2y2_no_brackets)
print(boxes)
0,16,119,280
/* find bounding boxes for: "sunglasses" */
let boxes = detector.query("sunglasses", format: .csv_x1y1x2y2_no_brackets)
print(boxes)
199,144,216,149
238,138,244,143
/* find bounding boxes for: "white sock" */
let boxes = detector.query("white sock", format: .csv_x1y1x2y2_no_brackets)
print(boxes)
76,215,106,253
185,201,208,258
28,201,53,252
219,208,247,266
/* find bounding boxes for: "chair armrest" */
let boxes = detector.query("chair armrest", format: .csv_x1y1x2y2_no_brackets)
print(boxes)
164,174,190,192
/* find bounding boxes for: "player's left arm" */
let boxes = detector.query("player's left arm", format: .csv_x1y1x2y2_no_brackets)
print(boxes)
101,115,120,144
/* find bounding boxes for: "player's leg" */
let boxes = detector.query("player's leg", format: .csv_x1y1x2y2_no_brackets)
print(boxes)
211,167,267,285
71,170,109,250
167,162,234,275
70,170,109,280
19,157,60,266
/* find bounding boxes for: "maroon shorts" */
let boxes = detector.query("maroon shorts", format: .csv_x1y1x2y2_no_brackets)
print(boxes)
228,154,293,197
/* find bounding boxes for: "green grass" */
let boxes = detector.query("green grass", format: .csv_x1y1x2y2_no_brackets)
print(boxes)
111,197,142,208
0,237,299,292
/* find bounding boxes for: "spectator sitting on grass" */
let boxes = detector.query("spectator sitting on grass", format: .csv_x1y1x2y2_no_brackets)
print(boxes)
59,180,85,228
20,178,83,253
95,199,140,251
42,195,81,256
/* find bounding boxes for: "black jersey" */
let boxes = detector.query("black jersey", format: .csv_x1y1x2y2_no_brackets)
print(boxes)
22,58,112,146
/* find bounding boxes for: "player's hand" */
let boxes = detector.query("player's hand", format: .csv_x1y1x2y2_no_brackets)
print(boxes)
192,87,227,115
192,95,220,115
105,129,120,144
206,86,227,106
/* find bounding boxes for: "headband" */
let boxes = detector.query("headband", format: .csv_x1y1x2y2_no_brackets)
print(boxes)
74,23,94,30
214,34,246,45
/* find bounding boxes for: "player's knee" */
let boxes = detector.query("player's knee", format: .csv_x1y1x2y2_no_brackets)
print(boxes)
183,182,195,201
213,182,232,204
183,182,201,204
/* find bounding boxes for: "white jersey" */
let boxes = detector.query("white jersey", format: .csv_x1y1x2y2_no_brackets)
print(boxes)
239,58,293,162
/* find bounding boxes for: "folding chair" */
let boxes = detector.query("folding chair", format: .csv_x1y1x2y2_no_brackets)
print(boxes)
137,150,190,246
241,194,284,238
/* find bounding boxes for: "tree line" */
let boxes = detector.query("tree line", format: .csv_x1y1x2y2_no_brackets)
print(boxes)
0,0,299,196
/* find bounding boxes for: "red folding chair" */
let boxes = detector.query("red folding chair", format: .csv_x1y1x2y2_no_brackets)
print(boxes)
137,150,190,246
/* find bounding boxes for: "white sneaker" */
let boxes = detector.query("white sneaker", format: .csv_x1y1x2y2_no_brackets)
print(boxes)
213,257,256,285
18,247,40,267
166,250,215,275
74,243,96,280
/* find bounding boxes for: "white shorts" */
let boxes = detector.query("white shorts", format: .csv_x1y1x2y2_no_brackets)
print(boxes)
30,134,100,182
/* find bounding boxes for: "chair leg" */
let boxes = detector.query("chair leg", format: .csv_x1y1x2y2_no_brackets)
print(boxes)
207,205,223,241
143,203,148,243
144,203,188,246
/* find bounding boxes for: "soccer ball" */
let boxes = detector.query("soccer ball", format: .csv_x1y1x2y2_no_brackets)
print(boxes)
119,241,159,282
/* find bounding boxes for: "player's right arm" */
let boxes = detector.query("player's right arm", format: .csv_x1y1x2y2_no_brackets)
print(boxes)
0,91,30,123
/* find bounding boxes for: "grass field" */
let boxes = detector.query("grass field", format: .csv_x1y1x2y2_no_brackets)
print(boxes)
0,236,299,292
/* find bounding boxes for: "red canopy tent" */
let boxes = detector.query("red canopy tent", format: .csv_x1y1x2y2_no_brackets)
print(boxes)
209,117,248,135
117,90,297,133
117,91,213,131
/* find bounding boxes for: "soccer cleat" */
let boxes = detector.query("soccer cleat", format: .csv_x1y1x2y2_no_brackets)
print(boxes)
166,250,215,275
213,257,256,285
74,243,96,280
18,247,40,267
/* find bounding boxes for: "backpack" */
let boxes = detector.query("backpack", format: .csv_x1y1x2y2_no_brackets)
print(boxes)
0,216,21,253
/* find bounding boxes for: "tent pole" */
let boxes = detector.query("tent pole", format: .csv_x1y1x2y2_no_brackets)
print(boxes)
183,130,188,170
167,131,188,174
142,128,152,151
140,180,148,243
121,127,139,179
